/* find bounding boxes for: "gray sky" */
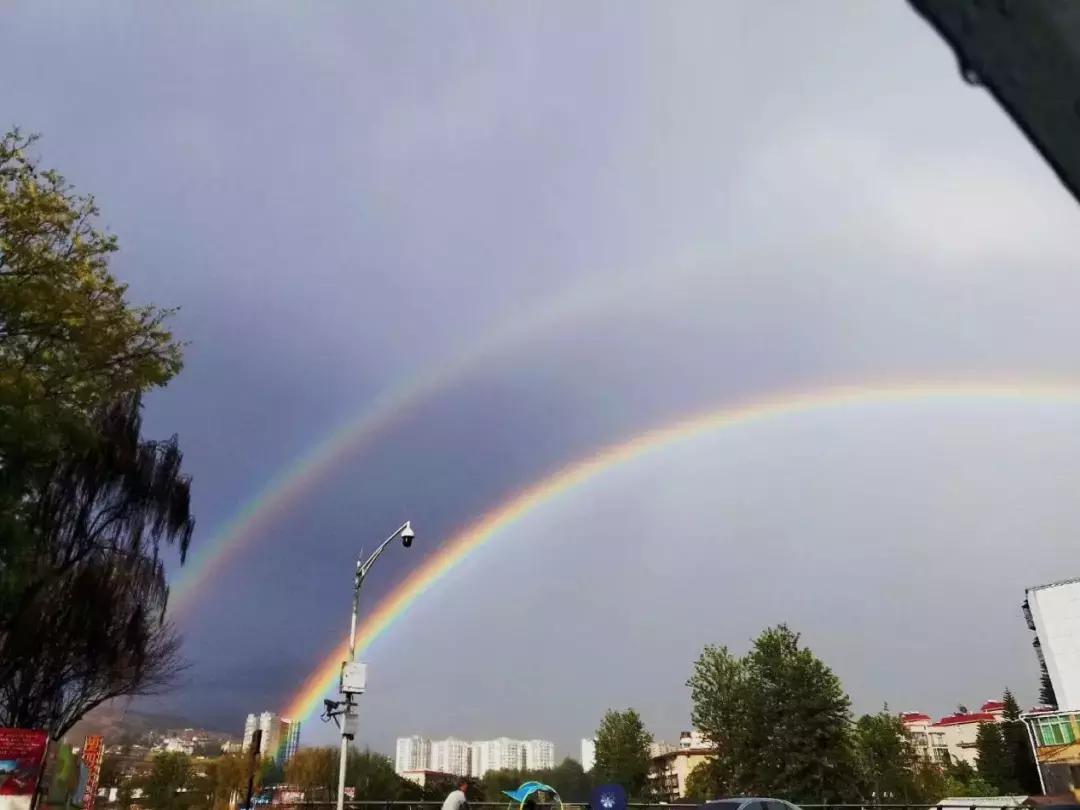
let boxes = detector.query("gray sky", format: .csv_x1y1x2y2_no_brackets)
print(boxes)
5,1,1080,758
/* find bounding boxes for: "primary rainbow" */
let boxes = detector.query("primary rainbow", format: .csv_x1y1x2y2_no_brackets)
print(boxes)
280,377,1080,721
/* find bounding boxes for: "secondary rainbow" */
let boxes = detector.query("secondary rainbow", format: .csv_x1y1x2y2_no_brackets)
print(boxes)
166,266,665,615
280,378,1080,721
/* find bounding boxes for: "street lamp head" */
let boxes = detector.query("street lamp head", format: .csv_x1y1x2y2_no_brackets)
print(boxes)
400,521,415,548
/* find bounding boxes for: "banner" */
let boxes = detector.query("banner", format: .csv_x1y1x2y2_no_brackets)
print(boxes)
0,728,49,810
78,738,102,810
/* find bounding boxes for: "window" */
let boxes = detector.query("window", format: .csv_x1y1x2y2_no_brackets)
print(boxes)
1037,717,1076,746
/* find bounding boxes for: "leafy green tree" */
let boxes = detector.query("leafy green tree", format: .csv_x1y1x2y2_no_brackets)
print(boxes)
855,709,927,802
975,723,1013,794
593,708,653,798
684,760,725,803
0,130,191,738
0,129,182,476
1001,689,1041,794
688,624,860,803
944,760,998,797
142,752,193,810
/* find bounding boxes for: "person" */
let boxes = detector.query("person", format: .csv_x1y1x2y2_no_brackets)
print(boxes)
441,779,469,810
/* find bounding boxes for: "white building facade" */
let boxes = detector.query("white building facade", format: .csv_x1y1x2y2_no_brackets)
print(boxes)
396,736,432,774
580,739,596,773
431,738,471,777
523,740,555,771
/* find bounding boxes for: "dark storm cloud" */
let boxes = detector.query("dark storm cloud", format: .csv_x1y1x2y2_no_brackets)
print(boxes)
4,0,1080,754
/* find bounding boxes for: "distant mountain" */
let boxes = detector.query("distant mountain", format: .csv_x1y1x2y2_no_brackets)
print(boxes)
66,704,233,745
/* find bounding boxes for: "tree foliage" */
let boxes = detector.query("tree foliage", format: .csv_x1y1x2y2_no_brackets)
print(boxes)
1000,689,1041,794
480,758,592,802
593,708,653,798
285,747,339,802
975,722,1013,794
0,395,192,736
688,625,860,803
0,129,182,480
0,129,191,737
855,709,926,802
141,752,193,810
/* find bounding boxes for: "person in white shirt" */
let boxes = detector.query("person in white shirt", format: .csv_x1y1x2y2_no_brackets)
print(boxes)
441,779,469,810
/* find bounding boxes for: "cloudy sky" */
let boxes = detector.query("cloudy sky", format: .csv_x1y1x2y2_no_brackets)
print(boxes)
5,1,1080,757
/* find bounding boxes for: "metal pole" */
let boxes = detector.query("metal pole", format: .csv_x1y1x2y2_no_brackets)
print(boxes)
337,572,363,810
334,522,411,810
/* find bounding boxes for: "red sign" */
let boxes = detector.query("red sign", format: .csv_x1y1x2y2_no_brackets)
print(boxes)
80,736,103,810
0,728,49,810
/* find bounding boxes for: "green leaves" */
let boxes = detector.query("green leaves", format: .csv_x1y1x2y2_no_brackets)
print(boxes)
593,708,653,798
688,624,859,803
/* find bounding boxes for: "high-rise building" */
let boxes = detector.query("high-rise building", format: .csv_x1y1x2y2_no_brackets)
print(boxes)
430,738,471,776
396,736,432,774
523,740,555,771
580,739,596,773
281,719,301,764
470,738,537,777
243,711,299,765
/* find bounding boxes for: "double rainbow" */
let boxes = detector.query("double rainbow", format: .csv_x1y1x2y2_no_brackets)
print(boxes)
280,378,1080,721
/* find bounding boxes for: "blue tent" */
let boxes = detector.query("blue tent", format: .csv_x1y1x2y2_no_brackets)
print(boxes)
502,781,563,810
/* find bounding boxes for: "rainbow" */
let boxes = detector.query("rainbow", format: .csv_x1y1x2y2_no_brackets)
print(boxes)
280,378,1080,721
166,265,691,615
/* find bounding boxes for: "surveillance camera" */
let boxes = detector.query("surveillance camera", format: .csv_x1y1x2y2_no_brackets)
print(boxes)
401,521,415,548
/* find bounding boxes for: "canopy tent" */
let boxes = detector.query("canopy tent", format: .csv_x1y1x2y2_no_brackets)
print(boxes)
502,781,563,810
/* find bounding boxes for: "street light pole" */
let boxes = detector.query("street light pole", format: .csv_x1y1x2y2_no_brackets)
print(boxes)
334,521,415,810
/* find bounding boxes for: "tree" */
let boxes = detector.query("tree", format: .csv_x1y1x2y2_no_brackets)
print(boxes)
201,754,248,810
479,758,592,803
1001,689,1041,794
0,130,191,738
975,723,1013,794
684,760,725,803
593,709,653,798
285,747,338,802
1039,663,1057,709
0,130,182,486
944,760,998,798
0,395,192,737
855,709,927,802
347,748,411,800
688,624,860,803
142,753,193,810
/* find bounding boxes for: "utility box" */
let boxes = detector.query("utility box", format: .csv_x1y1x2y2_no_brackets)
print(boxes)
341,661,367,695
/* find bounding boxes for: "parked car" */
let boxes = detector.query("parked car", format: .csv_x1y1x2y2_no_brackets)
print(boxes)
702,798,802,810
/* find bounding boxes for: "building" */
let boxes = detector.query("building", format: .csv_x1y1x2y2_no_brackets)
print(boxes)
900,703,1005,767
1025,579,1080,710
580,739,596,773
900,712,947,764
471,738,525,777
1022,579,1080,797
243,712,300,765
396,736,433,774
523,740,555,771
431,738,471,777
281,720,301,763
648,731,717,801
